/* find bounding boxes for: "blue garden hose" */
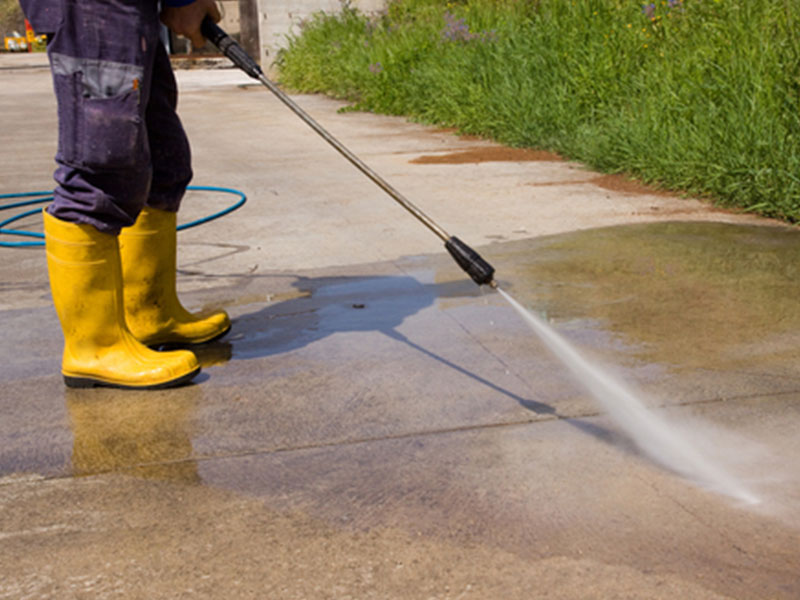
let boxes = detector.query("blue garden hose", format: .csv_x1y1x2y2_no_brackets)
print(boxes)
0,185,247,248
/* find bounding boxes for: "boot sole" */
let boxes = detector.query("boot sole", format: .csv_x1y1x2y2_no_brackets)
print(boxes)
63,366,201,390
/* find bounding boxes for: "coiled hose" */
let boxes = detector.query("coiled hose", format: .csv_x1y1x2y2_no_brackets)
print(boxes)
0,185,247,248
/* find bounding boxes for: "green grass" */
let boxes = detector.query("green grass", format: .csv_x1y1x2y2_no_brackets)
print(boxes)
277,0,800,222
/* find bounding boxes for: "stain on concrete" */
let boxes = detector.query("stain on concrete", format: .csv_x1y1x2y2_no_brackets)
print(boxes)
410,146,563,164
591,172,676,197
526,173,678,197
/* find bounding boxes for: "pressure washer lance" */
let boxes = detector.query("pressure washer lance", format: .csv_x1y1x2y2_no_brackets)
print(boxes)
200,17,496,288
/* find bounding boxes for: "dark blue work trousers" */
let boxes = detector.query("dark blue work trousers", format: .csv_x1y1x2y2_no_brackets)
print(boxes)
41,0,192,234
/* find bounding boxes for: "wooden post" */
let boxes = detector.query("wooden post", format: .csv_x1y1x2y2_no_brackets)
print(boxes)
238,0,260,64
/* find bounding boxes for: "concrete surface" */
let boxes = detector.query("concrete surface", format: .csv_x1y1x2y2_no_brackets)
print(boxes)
1,52,799,599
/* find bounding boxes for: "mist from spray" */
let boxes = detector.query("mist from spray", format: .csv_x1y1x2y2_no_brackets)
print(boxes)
496,287,759,505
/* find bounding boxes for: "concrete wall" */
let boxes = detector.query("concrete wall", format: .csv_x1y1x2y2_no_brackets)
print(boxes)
219,1,242,36
256,0,385,69
173,1,384,69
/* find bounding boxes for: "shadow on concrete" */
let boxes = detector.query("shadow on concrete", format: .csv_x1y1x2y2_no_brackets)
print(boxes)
385,328,634,452
229,273,630,451
4,272,633,482
233,275,413,353
228,274,478,358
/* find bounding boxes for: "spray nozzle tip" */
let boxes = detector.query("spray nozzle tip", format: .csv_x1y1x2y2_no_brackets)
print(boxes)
445,236,496,287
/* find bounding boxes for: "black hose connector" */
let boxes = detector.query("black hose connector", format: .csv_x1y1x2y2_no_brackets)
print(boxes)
445,236,496,287
201,16,263,80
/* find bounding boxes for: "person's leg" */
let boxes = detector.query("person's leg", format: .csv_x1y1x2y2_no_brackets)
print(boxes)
42,0,201,388
45,0,161,233
119,41,231,347
144,40,192,213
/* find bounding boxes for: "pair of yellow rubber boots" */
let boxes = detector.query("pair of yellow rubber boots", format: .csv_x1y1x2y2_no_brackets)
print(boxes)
43,207,230,389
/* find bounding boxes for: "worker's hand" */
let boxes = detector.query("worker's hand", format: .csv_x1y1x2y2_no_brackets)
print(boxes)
160,0,221,49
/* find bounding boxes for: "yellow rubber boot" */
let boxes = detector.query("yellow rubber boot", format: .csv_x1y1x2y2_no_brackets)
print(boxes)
119,207,231,347
43,210,201,389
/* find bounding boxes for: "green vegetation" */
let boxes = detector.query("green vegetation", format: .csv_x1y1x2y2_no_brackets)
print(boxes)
0,0,24,38
278,0,800,221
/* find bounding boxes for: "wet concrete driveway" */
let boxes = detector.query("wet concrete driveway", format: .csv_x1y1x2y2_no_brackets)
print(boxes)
1,55,799,598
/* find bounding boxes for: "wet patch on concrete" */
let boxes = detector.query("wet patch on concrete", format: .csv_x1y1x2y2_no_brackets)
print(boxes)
3,221,800,598
5,221,800,480
410,146,563,164
491,221,800,374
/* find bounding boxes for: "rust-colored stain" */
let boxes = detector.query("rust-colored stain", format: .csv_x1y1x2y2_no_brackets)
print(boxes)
591,173,674,197
527,179,594,188
526,173,679,198
413,143,677,198
411,146,563,164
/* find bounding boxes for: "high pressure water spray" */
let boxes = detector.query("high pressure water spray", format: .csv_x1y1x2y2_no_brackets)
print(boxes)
200,18,496,288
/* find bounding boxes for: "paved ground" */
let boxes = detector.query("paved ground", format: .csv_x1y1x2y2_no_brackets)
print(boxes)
1,52,799,599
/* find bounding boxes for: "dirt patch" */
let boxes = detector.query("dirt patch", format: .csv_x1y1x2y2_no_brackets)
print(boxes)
591,173,674,197
525,172,681,198
411,146,563,164
526,179,595,188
